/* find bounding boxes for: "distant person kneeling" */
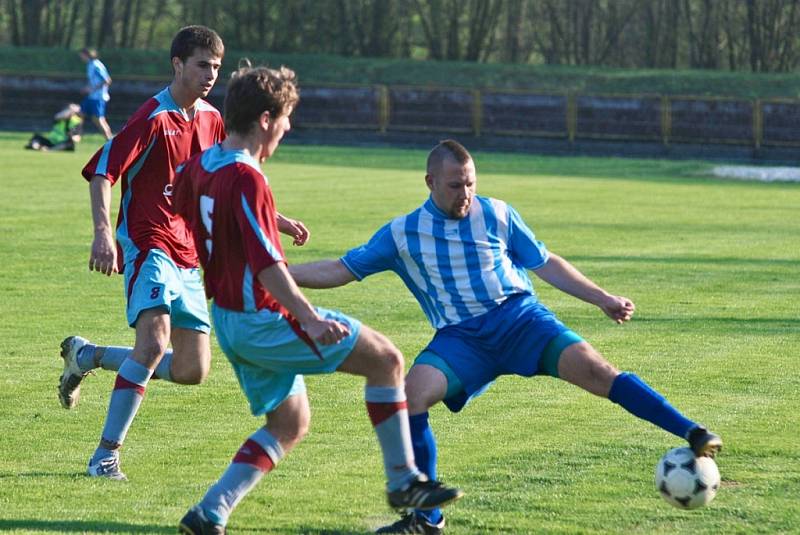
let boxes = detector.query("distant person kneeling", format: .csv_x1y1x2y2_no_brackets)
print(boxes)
25,103,83,152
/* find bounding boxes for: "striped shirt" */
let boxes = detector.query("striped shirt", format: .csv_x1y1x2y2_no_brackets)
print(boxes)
86,58,111,101
342,195,549,329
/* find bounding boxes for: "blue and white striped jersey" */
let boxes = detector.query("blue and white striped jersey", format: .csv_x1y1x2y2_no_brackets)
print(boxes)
86,59,111,102
341,195,549,329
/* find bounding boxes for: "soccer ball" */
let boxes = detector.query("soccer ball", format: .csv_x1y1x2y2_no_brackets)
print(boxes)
655,447,720,509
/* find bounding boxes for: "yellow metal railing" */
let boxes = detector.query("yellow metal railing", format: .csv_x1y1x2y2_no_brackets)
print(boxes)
4,73,800,148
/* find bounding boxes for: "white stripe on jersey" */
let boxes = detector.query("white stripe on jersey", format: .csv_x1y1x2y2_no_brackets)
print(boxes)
469,200,505,305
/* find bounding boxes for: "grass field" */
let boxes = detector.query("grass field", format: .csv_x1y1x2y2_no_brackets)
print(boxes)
0,131,798,534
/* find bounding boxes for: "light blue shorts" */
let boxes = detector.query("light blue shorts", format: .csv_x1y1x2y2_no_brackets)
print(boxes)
212,303,362,416
123,248,210,333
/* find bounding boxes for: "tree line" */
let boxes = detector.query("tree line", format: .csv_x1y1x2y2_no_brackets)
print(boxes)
3,0,800,72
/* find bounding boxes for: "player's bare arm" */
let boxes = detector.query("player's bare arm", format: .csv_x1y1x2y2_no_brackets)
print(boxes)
533,252,635,324
288,259,357,289
257,262,350,345
275,212,310,246
88,174,117,276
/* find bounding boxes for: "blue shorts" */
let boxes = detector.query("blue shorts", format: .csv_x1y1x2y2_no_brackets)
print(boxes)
419,293,583,412
80,97,107,118
123,249,210,333
212,303,362,416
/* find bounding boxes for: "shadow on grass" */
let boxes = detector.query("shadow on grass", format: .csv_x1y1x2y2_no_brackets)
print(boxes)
0,519,376,534
0,519,173,533
240,528,371,535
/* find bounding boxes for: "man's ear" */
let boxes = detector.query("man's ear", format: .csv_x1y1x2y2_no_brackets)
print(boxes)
425,174,434,190
260,110,272,130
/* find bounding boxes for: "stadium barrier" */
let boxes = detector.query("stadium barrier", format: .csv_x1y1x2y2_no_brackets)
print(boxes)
2,73,800,149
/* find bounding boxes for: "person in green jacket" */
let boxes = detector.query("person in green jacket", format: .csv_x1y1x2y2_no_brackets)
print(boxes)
25,103,83,151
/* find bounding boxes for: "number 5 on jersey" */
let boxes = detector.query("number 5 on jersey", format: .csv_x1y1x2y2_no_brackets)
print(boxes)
200,195,214,255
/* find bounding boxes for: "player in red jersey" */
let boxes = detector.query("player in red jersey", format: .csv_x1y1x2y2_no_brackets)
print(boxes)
58,26,304,481
172,65,462,534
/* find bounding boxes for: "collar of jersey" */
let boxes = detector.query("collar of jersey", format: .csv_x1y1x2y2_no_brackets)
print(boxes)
152,87,199,121
423,196,452,220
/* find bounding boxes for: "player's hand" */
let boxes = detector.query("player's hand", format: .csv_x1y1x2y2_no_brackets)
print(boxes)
303,317,350,345
276,213,310,246
599,295,635,324
89,231,118,276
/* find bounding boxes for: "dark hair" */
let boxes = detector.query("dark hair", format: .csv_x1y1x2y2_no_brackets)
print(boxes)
170,25,224,63
427,139,473,176
224,65,299,135
80,47,98,59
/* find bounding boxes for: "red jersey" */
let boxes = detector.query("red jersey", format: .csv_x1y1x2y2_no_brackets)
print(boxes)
82,87,225,270
173,143,286,313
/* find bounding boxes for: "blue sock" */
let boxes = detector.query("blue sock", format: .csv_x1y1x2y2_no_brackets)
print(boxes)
153,350,173,381
76,344,98,372
95,346,172,381
97,346,131,372
409,412,442,525
609,372,696,439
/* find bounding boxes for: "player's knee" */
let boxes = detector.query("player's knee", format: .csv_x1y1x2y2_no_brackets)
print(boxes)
269,416,309,451
559,343,619,396
172,365,208,385
374,340,404,382
134,338,170,366
358,329,404,381
291,416,310,445
170,350,211,385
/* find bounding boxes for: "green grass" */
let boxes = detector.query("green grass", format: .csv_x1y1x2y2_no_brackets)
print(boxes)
0,132,798,534
5,45,800,98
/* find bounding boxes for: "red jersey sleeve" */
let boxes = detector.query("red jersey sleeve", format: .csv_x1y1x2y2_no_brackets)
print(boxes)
81,108,156,185
234,169,285,277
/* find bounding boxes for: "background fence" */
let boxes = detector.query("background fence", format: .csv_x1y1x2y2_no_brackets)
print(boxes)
3,73,800,150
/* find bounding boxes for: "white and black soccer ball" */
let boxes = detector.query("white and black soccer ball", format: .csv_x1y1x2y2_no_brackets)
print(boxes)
655,447,720,509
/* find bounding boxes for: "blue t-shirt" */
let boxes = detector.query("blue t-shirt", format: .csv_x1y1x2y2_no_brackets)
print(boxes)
341,195,549,329
87,59,111,102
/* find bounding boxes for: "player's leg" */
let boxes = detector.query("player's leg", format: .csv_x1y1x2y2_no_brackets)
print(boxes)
58,257,210,408
86,98,112,140
180,394,309,534
165,265,213,384
93,115,113,140
552,336,722,457
25,134,51,150
375,361,451,534
58,336,176,410
379,325,498,534
87,307,171,479
168,328,211,384
337,325,463,511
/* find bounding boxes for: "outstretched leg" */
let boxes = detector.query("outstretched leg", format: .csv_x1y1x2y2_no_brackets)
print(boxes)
555,339,722,457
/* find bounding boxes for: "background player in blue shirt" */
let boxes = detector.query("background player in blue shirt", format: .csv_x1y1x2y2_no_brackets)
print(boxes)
289,139,723,534
79,47,113,140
